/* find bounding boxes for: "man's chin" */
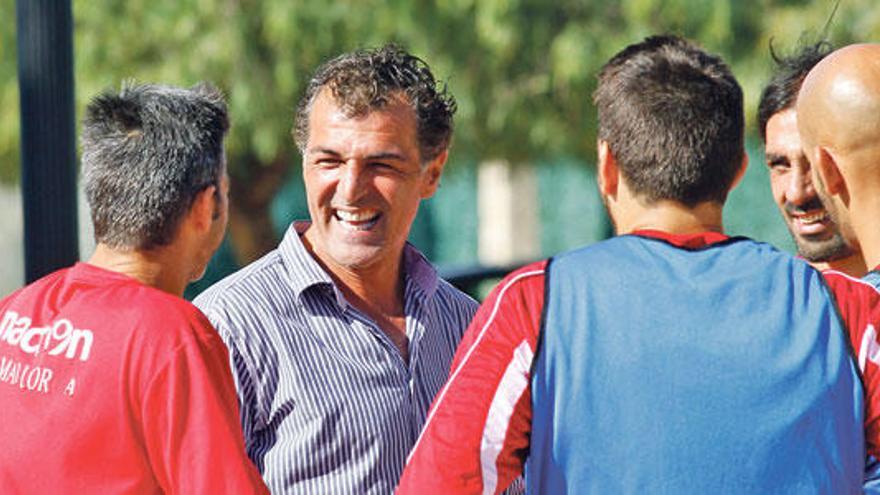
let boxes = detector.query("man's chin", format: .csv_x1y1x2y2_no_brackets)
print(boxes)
325,246,388,271
794,231,834,244
794,236,850,263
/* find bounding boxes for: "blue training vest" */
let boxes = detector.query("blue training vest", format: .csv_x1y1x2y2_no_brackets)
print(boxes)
527,235,864,494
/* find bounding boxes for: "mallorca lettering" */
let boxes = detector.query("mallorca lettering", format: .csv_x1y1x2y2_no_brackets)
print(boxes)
0,355,53,393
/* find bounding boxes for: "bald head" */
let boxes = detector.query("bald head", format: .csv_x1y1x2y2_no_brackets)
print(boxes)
796,43,880,269
797,43,880,156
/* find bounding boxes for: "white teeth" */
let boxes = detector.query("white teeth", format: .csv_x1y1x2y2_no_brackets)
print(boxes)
797,212,828,224
335,209,379,222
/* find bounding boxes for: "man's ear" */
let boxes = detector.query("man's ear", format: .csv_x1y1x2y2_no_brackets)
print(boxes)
597,140,619,198
188,185,218,234
813,145,847,196
728,152,749,192
420,149,448,198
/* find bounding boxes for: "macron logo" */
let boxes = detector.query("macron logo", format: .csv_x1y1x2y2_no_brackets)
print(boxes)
0,310,93,362
859,324,880,374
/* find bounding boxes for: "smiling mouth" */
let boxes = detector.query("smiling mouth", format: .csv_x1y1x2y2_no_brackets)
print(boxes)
334,209,381,230
793,211,828,225
789,209,832,237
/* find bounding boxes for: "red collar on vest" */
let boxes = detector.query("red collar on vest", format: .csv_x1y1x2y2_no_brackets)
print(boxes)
631,229,730,249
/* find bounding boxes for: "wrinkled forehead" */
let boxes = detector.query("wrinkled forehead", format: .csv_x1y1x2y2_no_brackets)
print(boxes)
305,90,419,158
765,109,803,155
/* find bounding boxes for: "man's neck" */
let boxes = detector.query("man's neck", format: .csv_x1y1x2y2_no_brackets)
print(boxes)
851,197,880,272
332,262,405,318
300,236,410,362
614,199,725,236
299,228,406,317
810,254,867,278
333,266,409,361
87,243,188,296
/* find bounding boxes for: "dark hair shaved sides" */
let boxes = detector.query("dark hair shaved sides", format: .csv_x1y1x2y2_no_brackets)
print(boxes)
594,35,745,206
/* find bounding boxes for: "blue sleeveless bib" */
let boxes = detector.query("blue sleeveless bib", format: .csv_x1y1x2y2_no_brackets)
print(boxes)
527,235,864,494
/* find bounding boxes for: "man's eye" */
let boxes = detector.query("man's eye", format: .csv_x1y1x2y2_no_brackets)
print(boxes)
315,158,341,167
370,162,399,172
767,160,789,170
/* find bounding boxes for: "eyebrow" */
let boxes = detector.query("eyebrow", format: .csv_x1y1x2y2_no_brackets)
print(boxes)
365,152,408,161
308,148,409,161
764,153,789,164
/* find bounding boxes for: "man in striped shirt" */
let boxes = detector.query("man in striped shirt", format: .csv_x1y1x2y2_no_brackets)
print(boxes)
399,35,880,493
194,45,478,493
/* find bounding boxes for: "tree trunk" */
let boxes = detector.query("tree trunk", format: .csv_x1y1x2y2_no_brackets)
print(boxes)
227,153,291,264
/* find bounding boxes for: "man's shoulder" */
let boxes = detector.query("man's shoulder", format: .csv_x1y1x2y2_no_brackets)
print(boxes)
125,292,223,350
433,276,479,313
76,279,217,343
3,264,204,323
864,270,880,291
482,260,548,305
194,248,287,315
0,266,67,305
555,234,797,273
10,268,217,348
824,269,880,304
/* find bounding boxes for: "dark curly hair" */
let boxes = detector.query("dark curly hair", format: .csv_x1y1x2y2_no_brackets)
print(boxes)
757,40,833,142
292,44,456,163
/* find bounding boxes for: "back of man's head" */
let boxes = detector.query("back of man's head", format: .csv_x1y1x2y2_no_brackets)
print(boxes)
292,43,456,164
757,40,833,142
594,35,744,207
81,82,229,251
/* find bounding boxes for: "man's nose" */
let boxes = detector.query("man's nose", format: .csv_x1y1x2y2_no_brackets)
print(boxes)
787,162,815,205
337,161,368,202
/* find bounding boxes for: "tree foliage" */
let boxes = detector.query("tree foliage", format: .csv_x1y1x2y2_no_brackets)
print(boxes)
1,0,20,185
1,0,879,261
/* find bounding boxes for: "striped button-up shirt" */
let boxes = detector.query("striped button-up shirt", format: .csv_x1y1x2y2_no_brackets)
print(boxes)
194,222,478,494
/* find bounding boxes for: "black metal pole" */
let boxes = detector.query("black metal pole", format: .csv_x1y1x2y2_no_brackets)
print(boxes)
16,0,79,283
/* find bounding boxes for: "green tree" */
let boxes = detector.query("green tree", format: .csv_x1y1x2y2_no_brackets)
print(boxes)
2,0,879,263
1,0,20,185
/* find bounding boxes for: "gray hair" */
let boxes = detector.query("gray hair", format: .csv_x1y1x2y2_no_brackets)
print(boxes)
81,82,229,250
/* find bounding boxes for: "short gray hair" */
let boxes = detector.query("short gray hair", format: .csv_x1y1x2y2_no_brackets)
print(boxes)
81,82,229,250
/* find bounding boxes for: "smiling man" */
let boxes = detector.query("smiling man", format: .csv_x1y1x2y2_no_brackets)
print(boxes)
757,41,865,276
194,45,479,494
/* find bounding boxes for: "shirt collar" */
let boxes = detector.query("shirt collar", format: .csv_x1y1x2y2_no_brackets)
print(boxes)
403,242,439,299
630,229,730,249
279,221,439,306
279,221,338,304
